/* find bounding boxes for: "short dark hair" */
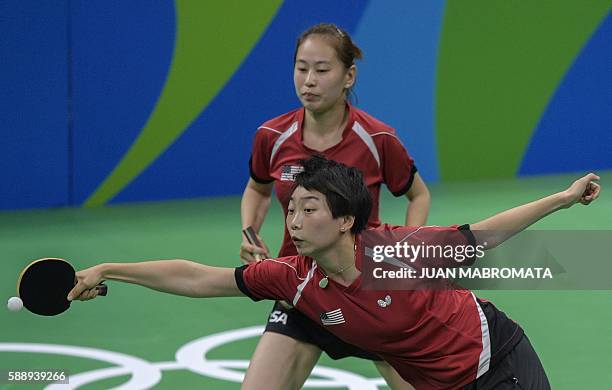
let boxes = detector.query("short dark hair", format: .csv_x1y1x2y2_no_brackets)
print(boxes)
294,155,372,234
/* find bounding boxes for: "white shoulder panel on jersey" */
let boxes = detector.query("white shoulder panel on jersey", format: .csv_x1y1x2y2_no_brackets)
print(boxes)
270,121,299,165
351,121,380,167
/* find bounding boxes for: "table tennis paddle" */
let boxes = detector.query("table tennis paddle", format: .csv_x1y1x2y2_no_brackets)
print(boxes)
17,258,107,316
242,226,265,261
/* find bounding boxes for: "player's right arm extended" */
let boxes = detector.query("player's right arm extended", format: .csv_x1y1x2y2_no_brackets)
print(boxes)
68,260,242,301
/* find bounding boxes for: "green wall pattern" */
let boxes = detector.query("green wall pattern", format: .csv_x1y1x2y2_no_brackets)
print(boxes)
85,0,281,206
437,1,610,180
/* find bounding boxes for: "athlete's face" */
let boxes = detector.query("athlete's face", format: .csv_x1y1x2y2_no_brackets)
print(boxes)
294,36,355,114
287,186,348,257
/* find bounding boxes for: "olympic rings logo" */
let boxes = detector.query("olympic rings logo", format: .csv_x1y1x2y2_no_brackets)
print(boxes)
1,326,386,389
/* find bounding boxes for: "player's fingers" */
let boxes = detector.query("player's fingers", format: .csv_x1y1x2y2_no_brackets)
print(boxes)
83,289,99,301
67,281,87,301
251,245,268,255
255,234,271,257
242,242,268,263
78,290,90,301
589,182,601,200
581,183,601,205
581,173,600,183
240,250,259,264
75,292,89,301
574,174,597,190
241,242,266,255
239,245,256,264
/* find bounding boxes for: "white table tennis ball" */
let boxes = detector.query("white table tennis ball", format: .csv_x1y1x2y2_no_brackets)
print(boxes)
7,296,23,312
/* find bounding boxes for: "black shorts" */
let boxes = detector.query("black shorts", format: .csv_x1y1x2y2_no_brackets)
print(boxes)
463,334,551,390
264,301,383,361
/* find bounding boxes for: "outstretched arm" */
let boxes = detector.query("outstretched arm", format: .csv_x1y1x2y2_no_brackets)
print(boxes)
67,260,241,301
470,173,600,247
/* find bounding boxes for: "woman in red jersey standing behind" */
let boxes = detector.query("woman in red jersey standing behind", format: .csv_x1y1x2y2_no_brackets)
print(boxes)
239,23,430,389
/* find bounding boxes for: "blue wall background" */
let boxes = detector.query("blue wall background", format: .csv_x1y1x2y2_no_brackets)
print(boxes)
1,1,69,208
1,1,610,210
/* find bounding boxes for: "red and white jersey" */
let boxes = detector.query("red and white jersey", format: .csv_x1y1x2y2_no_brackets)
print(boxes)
249,104,416,257
235,224,523,389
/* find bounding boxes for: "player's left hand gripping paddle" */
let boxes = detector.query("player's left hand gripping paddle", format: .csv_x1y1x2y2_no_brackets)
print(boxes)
17,258,107,316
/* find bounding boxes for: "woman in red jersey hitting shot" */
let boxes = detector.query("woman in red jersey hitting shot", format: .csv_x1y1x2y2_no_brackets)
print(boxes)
70,155,599,390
